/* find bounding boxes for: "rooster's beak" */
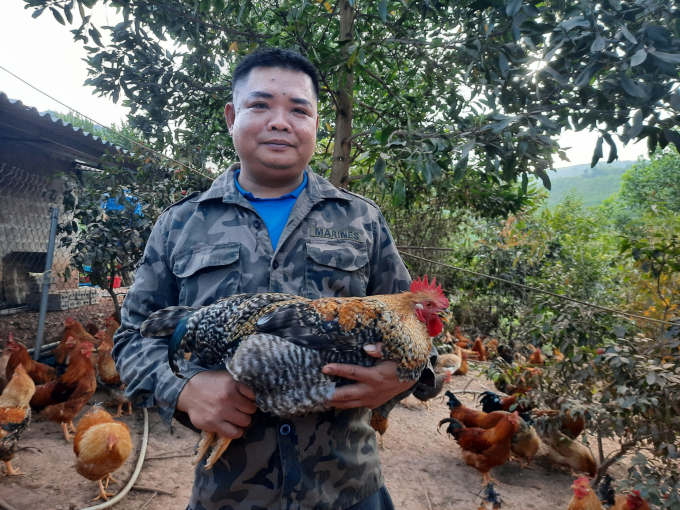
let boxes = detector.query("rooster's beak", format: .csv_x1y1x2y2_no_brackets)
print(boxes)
439,310,452,323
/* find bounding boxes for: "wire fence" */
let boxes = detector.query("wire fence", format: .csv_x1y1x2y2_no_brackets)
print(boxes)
0,161,127,351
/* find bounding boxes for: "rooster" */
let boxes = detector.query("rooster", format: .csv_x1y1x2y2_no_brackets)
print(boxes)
612,491,651,510
5,334,56,385
31,341,97,442
439,410,520,485
141,275,450,469
567,477,603,510
455,351,469,376
445,392,539,468
74,404,133,501
412,371,451,410
479,391,533,417
0,364,36,476
454,326,471,348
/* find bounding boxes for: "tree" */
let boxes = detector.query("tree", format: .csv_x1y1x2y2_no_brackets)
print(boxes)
57,137,210,318
23,0,680,204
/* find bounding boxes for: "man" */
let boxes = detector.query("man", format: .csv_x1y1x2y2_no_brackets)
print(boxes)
113,48,430,510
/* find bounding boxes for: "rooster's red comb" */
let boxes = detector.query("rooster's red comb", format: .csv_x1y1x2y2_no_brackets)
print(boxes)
574,476,590,485
410,275,443,295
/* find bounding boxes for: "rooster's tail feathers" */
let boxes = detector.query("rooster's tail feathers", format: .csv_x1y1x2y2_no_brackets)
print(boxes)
141,306,196,338
437,417,464,438
141,306,196,377
444,390,462,409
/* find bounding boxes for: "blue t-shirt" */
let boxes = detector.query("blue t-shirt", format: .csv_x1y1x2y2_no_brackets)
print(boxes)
234,170,308,250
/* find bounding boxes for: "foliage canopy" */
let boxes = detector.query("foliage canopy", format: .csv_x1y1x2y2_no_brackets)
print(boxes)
24,0,680,207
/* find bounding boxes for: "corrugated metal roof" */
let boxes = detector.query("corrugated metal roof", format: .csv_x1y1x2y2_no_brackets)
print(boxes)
0,91,135,167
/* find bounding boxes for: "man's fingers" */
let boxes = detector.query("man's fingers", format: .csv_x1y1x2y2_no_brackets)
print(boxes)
215,421,245,440
219,409,253,428
322,363,373,381
330,399,365,410
235,381,256,401
363,342,384,359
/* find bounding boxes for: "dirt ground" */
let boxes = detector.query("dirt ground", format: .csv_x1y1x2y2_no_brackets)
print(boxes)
0,368,627,510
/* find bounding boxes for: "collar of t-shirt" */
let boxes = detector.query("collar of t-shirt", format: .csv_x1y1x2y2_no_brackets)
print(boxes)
234,169,308,251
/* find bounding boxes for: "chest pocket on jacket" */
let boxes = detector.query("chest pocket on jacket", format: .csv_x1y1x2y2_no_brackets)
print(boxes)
172,243,241,306
304,240,369,299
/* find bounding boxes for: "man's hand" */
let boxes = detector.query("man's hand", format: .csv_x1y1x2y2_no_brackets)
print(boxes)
177,370,257,439
322,343,416,410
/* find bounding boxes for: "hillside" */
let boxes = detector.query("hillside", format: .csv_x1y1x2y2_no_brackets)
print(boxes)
545,160,637,208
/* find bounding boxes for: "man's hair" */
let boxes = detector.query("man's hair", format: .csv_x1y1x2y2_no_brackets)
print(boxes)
232,48,320,99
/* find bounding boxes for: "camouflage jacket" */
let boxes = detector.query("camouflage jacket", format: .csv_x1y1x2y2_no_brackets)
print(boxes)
113,164,415,510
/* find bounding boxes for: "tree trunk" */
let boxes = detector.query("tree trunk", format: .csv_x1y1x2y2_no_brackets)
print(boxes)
329,0,355,189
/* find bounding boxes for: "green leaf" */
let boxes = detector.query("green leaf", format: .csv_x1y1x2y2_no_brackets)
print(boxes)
374,157,387,185
620,24,637,44
378,0,387,22
32,7,45,18
647,373,656,386
591,35,605,53
662,128,680,153
506,0,522,18
452,156,468,182
591,136,603,168
199,0,211,12
630,49,647,67
619,72,645,98
392,179,405,206
603,133,618,164
50,6,65,25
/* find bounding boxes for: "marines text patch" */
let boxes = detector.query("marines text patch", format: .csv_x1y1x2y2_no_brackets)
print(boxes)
310,227,364,243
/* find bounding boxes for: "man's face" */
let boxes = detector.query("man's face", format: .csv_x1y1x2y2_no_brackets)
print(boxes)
225,67,319,183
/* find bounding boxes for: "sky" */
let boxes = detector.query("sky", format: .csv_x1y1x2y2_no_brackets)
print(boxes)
0,1,648,169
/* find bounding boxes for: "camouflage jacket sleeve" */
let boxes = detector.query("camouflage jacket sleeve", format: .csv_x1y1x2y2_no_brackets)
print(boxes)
112,210,208,425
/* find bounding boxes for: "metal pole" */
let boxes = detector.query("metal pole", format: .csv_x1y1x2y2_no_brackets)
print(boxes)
34,207,59,361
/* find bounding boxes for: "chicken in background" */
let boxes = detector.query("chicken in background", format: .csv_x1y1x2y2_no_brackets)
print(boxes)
104,316,120,340
55,317,97,363
478,482,503,510
447,391,539,468
479,391,533,417
472,337,488,362
0,364,35,476
485,338,499,358
437,347,462,376
370,411,388,449
411,371,452,410
141,275,450,469
496,345,515,364
454,326,472,348
539,429,597,477
553,348,565,363
567,477,603,510
509,413,540,469
5,334,56,385
94,331,114,349
455,351,469,376
96,341,131,417
596,474,616,507
528,345,546,365
74,404,133,501
85,322,100,337
611,491,651,510
439,410,520,485
0,342,12,392
533,408,587,440
31,341,97,442
444,392,508,429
